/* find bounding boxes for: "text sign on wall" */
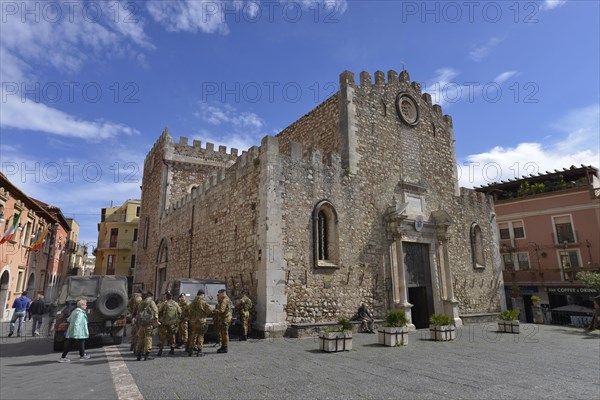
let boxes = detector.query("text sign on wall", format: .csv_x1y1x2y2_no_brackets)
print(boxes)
547,287,598,295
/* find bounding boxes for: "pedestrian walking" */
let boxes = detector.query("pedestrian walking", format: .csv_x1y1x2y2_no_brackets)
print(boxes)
135,291,159,361
236,290,253,341
58,298,90,362
28,294,46,336
157,291,181,356
187,290,212,357
214,289,232,353
8,291,31,337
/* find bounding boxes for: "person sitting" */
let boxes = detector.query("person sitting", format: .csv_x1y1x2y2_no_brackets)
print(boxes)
358,302,375,333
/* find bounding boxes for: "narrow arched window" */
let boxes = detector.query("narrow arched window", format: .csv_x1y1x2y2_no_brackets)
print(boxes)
318,210,328,260
470,223,485,269
313,200,339,268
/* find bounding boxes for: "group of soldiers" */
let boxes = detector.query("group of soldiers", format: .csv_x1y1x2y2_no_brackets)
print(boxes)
126,288,253,360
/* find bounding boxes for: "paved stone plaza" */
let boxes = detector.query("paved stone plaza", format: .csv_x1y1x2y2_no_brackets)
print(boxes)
1,323,598,399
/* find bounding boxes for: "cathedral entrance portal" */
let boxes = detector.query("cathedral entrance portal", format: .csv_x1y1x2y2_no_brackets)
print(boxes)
403,242,434,329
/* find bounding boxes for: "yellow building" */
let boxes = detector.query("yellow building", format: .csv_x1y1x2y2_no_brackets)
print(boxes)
95,199,140,278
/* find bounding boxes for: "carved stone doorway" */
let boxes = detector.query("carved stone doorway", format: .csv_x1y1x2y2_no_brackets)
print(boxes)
403,242,434,329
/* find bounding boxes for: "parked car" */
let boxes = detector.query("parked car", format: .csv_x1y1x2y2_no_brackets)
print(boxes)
53,275,128,351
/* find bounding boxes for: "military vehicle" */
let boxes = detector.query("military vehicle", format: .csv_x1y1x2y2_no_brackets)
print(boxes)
53,275,128,351
161,279,239,340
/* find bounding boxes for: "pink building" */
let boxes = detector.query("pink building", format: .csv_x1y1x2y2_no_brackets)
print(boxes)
477,165,600,324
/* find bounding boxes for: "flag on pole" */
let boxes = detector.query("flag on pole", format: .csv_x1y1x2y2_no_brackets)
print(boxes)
0,211,22,244
29,227,48,251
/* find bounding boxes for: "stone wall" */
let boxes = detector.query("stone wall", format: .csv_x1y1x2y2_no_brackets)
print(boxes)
276,94,340,158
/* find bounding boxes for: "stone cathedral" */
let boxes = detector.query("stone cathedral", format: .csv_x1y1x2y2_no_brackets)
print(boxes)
135,69,504,337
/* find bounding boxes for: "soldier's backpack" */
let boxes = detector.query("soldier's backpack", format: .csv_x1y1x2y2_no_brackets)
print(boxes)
161,301,179,325
138,303,154,325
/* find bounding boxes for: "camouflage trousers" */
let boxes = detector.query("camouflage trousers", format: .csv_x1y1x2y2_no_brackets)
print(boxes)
240,311,250,337
188,321,207,351
136,324,154,353
129,322,138,344
177,320,188,344
216,317,232,348
158,324,177,350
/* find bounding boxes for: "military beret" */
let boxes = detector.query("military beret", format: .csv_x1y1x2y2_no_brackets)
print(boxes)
135,288,143,294
218,289,226,294
197,289,205,295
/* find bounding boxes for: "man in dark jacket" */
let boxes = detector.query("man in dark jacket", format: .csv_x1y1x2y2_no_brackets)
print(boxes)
28,294,46,336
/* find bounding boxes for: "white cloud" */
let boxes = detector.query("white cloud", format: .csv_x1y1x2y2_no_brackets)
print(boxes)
146,0,229,34
423,68,460,107
493,71,519,84
541,0,568,11
197,103,264,131
1,95,140,140
146,0,349,34
458,104,600,188
469,37,502,62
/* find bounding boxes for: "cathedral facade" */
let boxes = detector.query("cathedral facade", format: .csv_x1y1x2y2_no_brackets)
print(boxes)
135,69,504,337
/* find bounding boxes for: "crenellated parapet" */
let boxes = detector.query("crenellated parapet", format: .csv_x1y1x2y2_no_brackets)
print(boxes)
162,134,342,221
338,69,454,128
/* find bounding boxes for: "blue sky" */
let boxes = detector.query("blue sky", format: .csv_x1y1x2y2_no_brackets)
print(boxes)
1,0,599,248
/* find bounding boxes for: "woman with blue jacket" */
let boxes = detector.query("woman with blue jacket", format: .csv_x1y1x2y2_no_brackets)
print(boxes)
59,298,91,363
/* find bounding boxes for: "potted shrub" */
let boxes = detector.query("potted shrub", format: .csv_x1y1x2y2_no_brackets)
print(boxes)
378,309,409,346
429,313,456,341
497,309,520,333
319,318,353,352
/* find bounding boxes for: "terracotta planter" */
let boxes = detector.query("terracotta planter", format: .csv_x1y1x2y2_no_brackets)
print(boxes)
378,326,409,346
318,331,352,352
429,325,456,341
498,320,520,333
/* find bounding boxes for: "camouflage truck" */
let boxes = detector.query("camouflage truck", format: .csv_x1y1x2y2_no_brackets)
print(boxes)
161,279,238,340
53,275,128,351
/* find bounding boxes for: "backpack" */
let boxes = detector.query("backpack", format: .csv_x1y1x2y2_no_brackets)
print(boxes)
138,303,154,325
160,301,179,325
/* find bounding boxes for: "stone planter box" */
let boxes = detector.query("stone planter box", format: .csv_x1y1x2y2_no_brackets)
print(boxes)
498,320,520,333
378,326,409,346
318,331,352,352
429,325,456,341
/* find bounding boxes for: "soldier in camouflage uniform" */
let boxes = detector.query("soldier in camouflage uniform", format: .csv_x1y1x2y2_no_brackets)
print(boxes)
214,289,232,353
187,290,212,357
127,288,143,351
157,291,181,356
177,293,190,349
236,290,253,341
135,291,159,361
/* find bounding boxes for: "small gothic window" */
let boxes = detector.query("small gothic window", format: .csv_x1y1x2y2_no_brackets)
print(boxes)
470,223,485,268
313,200,339,268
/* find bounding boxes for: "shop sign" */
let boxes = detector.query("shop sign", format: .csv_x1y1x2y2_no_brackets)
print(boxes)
547,287,598,295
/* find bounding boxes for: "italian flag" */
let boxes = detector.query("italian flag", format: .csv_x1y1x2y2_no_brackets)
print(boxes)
0,211,22,244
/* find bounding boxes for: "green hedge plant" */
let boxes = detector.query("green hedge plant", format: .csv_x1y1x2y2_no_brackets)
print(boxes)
498,310,519,321
385,310,408,327
429,313,452,326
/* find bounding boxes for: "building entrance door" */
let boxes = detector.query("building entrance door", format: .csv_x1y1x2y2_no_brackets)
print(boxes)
403,242,434,329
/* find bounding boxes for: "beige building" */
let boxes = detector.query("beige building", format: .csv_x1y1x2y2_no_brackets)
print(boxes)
136,69,504,337
95,199,140,278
